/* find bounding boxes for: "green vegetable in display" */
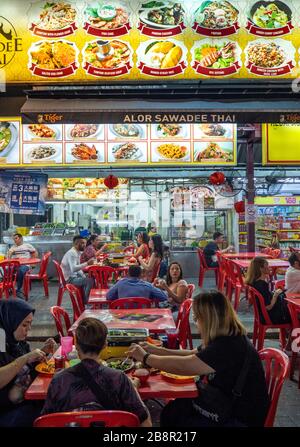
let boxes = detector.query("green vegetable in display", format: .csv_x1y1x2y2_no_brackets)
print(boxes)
252,3,289,29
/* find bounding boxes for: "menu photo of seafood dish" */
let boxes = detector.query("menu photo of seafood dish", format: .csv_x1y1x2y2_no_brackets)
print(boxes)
152,123,189,139
28,40,79,78
107,142,148,163
137,39,187,77
28,1,78,37
65,142,105,163
138,1,186,37
83,39,132,77
192,39,241,76
23,143,63,164
194,141,235,164
193,0,240,36
245,38,295,76
108,123,146,139
65,124,103,140
0,120,20,164
151,141,190,162
194,123,234,140
247,1,293,36
23,124,62,142
83,1,131,37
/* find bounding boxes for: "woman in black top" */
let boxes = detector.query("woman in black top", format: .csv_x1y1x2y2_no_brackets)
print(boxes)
128,291,270,427
245,257,291,324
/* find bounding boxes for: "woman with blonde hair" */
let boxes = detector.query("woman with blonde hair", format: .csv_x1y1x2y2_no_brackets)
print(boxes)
128,291,269,427
245,257,291,324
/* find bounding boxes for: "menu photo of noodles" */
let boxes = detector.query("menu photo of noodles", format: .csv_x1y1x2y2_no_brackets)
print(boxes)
192,39,242,77
246,1,294,37
193,141,235,164
138,1,186,37
28,1,78,37
82,39,132,77
0,118,21,165
28,40,79,78
193,0,240,37
137,39,187,77
245,38,295,76
83,1,132,37
65,142,105,164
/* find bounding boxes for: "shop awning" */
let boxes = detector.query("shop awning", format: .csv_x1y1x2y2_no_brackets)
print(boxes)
21,98,300,124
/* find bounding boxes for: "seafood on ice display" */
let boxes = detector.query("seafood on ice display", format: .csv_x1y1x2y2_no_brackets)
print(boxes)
84,2,131,36
83,39,132,76
192,39,241,75
138,39,186,76
29,1,78,37
193,0,240,36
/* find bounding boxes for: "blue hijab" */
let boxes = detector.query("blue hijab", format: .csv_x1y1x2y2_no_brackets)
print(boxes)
0,299,35,359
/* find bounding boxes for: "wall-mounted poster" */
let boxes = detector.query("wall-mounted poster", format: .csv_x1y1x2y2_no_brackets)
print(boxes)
263,123,300,164
0,0,299,82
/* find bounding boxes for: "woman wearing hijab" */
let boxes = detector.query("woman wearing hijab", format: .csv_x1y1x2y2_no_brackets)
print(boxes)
0,299,55,426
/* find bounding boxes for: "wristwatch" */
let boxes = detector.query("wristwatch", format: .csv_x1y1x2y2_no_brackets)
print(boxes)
143,353,151,368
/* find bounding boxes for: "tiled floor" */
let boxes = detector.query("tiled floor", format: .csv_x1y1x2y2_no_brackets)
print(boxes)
25,273,300,427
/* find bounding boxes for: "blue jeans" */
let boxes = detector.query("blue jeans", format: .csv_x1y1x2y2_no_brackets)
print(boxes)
0,401,43,427
16,265,30,292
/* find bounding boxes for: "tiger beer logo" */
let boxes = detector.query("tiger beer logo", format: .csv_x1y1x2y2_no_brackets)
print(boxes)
0,16,22,68
37,114,63,124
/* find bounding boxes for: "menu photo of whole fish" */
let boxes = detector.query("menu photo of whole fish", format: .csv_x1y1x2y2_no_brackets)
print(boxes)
192,39,241,76
138,1,186,37
28,1,78,37
193,0,240,36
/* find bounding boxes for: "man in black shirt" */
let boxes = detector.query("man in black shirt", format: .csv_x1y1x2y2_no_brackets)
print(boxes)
203,232,234,267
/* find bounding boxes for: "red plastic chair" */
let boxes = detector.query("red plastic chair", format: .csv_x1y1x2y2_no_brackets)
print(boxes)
34,410,140,427
0,260,20,299
274,280,285,290
109,297,152,309
216,252,226,293
150,260,161,283
259,348,289,427
287,302,300,389
247,286,292,351
226,260,247,311
186,284,195,299
53,260,68,307
88,266,117,289
50,306,71,338
176,298,193,349
23,251,51,300
64,284,85,321
197,248,218,288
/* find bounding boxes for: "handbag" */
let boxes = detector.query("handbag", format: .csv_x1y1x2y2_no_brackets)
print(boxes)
192,336,253,425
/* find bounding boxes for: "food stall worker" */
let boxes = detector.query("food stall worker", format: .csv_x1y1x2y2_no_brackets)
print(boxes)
203,232,234,267
7,233,38,298
61,236,94,304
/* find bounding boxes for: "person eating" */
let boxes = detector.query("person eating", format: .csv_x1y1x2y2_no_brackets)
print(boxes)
80,234,108,263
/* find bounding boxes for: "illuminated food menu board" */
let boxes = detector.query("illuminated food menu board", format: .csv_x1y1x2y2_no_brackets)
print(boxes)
0,118,237,166
1,0,299,82
47,178,129,200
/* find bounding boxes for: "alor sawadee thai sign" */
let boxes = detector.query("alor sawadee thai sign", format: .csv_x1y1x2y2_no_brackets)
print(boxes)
0,0,300,83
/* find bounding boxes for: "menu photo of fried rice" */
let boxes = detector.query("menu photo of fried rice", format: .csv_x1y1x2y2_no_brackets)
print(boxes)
194,141,235,164
29,1,78,37
28,40,79,78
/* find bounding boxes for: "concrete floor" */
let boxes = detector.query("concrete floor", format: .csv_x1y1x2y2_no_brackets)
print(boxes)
25,273,300,427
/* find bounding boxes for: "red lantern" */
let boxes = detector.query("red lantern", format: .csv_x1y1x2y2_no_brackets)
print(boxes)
209,172,225,185
104,175,119,189
234,201,245,214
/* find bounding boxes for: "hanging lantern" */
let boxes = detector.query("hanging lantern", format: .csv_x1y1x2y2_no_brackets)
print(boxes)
104,174,119,189
234,201,245,214
209,171,225,185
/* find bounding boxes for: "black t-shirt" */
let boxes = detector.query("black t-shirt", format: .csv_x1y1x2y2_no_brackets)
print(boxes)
252,279,291,324
196,335,270,427
203,241,218,266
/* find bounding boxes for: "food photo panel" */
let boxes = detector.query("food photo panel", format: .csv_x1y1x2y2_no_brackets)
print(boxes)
65,142,105,164
151,141,191,163
64,124,104,140
22,142,63,165
0,119,21,165
151,123,190,139
107,141,148,163
107,123,147,140
193,141,235,165
23,124,63,142
193,123,235,140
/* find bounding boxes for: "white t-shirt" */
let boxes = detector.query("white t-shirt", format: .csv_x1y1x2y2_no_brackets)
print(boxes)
285,266,300,294
61,247,88,281
8,243,36,259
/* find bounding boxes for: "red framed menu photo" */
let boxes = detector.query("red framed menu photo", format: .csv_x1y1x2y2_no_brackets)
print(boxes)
191,39,242,77
246,1,294,37
138,1,186,37
28,1,78,38
83,1,132,37
245,38,296,77
137,39,187,77
192,0,240,37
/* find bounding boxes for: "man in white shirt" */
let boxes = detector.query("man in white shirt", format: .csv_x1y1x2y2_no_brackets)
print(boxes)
61,235,94,304
7,233,38,298
285,252,300,294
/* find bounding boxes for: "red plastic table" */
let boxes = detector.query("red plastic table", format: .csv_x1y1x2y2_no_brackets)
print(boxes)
231,259,289,270
222,252,272,259
3,258,41,266
285,294,300,329
69,308,176,334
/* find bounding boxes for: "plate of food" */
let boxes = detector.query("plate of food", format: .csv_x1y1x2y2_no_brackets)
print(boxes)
29,40,78,70
67,124,100,139
246,40,287,69
195,142,233,162
35,360,55,376
143,40,183,69
70,143,99,161
198,124,231,138
27,124,58,140
110,124,143,138
155,123,187,138
33,1,77,31
84,3,129,30
194,40,240,70
194,0,239,30
249,1,291,30
160,370,197,383
105,357,135,372
155,143,189,161
112,142,142,160
27,145,58,161
139,1,185,29
0,122,18,157
83,39,131,70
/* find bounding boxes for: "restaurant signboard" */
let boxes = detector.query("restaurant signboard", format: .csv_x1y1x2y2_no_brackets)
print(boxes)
262,123,300,165
0,0,299,83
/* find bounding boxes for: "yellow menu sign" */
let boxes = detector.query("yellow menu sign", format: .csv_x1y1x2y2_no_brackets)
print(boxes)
263,123,300,165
